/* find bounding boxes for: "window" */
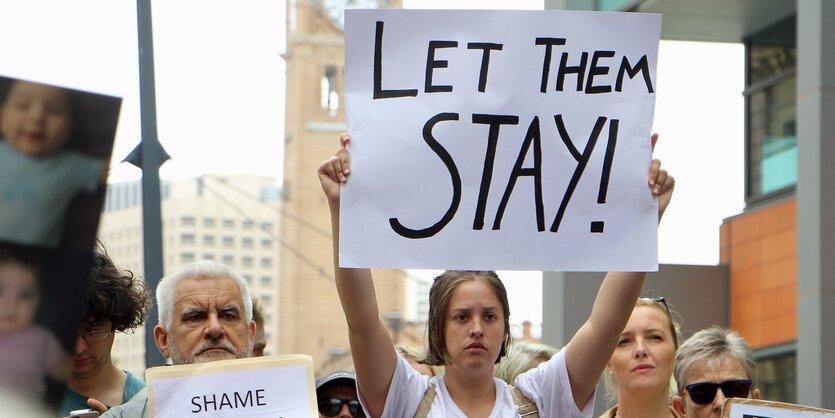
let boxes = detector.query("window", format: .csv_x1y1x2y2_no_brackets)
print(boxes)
260,276,272,287
222,255,235,265
203,235,216,246
242,219,255,230
261,238,273,249
223,236,235,247
181,233,195,245
745,18,797,202
748,76,796,196
223,219,235,228
260,257,273,268
757,350,796,402
242,275,253,285
181,252,196,263
260,222,274,232
242,237,254,248
203,217,216,228
203,253,215,261
181,216,196,227
261,295,272,304
242,256,254,268
321,65,340,117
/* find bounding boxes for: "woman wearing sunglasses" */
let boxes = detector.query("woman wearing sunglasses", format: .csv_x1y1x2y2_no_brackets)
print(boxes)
600,297,681,418
672,326,760,418
317,133,674,418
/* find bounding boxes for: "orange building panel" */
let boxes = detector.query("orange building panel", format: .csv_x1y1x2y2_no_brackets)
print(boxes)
721,198,797,349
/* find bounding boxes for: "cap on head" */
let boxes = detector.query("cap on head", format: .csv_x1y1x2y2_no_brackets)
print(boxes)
315,371,357,396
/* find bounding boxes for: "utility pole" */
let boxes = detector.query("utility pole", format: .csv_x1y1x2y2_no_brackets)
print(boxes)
131,0,169,368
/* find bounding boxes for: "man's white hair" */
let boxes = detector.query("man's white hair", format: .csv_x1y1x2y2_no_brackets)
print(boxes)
156,260,253,329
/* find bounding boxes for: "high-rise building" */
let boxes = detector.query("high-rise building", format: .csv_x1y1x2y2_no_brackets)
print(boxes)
99,175,281,376
280,0,407,374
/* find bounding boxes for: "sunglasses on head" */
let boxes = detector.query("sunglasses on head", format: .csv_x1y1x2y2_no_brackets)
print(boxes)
318,398,365,417
684,379,753,405
639,296,673,319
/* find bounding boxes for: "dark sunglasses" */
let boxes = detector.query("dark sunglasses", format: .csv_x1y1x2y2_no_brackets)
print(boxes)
318,398,365,417
684,379,753,405
640,296,669,312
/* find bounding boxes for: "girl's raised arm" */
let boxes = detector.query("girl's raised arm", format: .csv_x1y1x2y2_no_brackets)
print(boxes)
564,133,675,409
317,134,397,418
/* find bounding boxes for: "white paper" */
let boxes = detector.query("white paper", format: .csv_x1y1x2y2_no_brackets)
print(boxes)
728,403,835,418
150,364,312,418
342,9,661,271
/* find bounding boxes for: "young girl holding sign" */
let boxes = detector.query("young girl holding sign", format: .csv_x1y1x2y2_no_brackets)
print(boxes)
317,133,674,418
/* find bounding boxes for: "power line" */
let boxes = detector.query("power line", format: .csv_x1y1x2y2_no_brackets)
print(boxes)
206,174,331,239
202,182,333,281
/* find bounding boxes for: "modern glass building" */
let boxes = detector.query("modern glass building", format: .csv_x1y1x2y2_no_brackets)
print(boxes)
542,0,835,409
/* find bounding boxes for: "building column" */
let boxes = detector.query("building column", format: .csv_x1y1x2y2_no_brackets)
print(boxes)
796,0,835,408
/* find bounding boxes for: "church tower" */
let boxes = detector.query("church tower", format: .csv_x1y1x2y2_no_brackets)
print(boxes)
280,0,405,374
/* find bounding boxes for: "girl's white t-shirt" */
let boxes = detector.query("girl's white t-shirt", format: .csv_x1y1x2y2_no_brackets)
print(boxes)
360,347,595,418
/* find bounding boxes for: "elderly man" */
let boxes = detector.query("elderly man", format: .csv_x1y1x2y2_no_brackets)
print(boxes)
672,326,761,418
316,371,364,418
102,260,255,417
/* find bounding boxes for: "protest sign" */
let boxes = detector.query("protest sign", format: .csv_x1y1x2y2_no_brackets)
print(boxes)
341,9,662,271
723,398,835,418
0,74,121,409
146,355,316,418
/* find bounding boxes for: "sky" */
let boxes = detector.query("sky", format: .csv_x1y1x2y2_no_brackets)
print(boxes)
0,0,744,329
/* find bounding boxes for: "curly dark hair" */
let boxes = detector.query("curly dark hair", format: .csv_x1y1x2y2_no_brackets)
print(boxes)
83,246,150,332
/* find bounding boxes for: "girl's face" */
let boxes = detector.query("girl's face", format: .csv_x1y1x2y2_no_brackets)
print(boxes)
0,262,40,333
608,306,676,396
0,81,73,157
443,280,505,375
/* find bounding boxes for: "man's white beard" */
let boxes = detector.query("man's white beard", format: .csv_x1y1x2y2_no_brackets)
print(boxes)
168,334,253,365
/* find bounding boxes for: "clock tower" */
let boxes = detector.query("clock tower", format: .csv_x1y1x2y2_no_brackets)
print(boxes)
280,0,405,374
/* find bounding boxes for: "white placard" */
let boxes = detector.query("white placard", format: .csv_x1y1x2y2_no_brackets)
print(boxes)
341,9,662,271
146,355,316,418
724,399,835,418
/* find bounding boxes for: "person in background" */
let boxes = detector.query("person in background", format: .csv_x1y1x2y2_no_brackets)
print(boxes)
494,341,558,385
252,296,267,357
317,371,365,418
60,247,150,416
600,297,681,418
672,326,760,418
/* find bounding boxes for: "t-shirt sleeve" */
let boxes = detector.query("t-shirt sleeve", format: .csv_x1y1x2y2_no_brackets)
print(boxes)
513,346,595,418
358,353,431,418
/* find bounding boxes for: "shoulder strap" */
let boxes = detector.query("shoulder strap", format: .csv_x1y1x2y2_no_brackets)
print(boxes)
510,385,540,418
413,383,437,418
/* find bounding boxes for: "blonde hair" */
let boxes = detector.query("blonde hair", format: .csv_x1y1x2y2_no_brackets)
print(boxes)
494,341,558,384
604,298,681,407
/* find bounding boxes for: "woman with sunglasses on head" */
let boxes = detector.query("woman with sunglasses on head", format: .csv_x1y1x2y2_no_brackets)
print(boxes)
600,297,681,418
317,133,674,418
671,326,760,418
